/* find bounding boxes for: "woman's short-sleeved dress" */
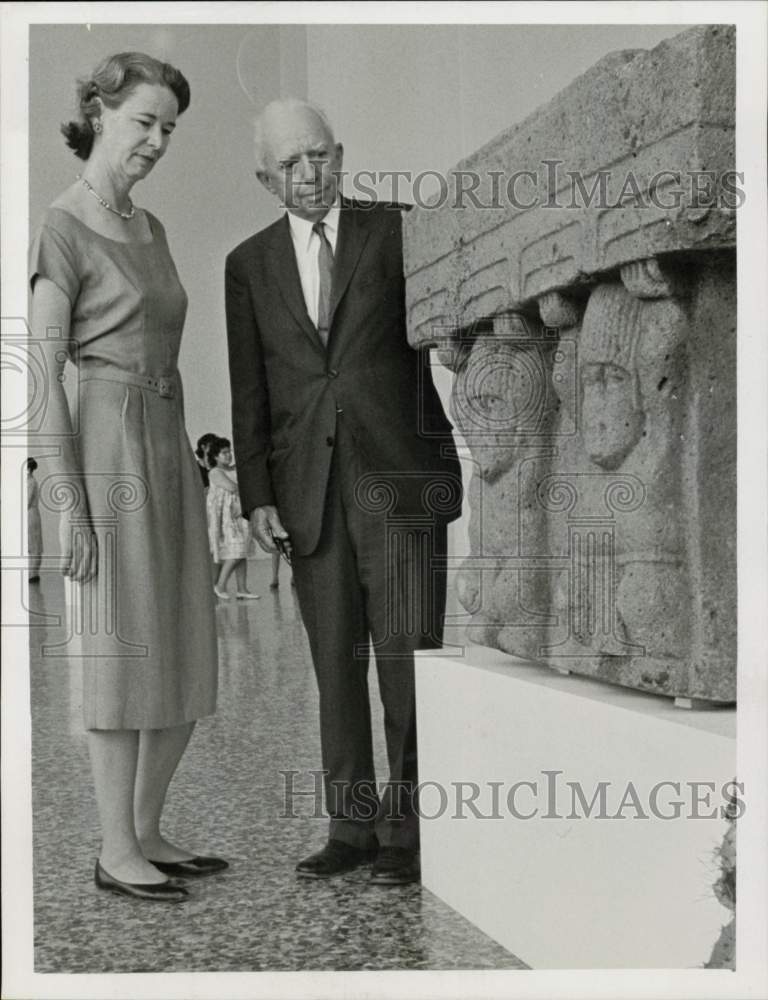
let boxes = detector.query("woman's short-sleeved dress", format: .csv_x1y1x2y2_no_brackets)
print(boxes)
206,475,254,562
30,207,217,730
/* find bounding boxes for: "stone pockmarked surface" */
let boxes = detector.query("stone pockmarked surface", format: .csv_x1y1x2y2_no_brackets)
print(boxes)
405,25,736,702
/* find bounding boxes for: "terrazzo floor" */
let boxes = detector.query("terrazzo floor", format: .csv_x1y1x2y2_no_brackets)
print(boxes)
28,558,527,973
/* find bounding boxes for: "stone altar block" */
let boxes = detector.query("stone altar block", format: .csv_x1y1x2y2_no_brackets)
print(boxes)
405,25,736,702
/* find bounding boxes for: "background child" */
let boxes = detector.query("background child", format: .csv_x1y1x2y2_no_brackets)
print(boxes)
27,457,43,584
206,438,259,600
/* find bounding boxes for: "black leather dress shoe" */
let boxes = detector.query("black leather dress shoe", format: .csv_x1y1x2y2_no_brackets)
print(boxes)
149,856,229,878
369,846,420,885
296,840,377,879
94,860,189,902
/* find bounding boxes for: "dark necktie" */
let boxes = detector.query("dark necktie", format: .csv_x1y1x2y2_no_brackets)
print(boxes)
313,220,334,346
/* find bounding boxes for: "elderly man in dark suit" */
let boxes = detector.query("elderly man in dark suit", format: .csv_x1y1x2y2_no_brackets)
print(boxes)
225,98,461,885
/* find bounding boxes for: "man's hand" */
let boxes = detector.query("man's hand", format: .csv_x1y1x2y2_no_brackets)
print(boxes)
250,505,292,558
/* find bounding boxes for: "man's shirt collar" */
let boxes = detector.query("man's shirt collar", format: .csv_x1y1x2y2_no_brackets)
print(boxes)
287,202,341,253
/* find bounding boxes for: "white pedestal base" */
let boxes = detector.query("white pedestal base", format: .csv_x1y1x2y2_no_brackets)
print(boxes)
415,644,736,969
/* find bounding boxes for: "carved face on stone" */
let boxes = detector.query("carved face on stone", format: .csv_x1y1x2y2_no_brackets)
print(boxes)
580,361,645,469
452,338,556,481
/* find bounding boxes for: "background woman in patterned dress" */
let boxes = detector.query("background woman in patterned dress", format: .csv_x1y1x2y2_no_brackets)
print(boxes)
27,458,43,584
206,437,259,600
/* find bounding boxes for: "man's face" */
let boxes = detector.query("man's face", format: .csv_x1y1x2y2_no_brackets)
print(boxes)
258,107,343,222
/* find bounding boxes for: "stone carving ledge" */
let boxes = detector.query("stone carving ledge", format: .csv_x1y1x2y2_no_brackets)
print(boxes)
405,25,736,703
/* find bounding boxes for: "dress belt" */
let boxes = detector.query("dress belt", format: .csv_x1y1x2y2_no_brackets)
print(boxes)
78,363,178,399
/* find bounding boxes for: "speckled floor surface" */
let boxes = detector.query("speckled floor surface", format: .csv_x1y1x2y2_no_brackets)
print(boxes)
28,560,526,973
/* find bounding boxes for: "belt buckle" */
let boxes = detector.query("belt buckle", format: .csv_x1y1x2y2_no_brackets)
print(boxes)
157,377,174,399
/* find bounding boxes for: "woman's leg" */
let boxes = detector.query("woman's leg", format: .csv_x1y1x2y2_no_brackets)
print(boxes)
89,729,166,883
216,559,237,591
234,558,248,592
134,721,196,862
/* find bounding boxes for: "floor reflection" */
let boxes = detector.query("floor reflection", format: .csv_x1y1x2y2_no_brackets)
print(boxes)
30,557,525,972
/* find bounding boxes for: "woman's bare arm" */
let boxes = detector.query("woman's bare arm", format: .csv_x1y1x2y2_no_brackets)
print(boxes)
209,466,238,492
32,277,97,582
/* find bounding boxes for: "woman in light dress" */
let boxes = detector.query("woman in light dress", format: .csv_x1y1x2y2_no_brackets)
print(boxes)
206,437,259,600
27,458,43,584
29,52,225,903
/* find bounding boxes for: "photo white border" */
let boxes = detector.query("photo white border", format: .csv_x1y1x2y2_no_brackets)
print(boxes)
2,2,766,998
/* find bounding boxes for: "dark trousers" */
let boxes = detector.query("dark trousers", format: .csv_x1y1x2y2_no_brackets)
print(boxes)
291,422,447,850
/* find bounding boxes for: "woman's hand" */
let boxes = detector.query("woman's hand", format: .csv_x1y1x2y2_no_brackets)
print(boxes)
59,514,99,583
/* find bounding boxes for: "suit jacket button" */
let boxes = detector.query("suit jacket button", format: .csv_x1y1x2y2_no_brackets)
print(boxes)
326,436,334,446
327,369,339,378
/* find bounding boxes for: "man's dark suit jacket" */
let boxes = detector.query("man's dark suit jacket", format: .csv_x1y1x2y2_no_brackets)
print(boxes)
224,200,461,556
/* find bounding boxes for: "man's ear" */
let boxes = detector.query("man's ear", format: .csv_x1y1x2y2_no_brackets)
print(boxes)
334,142,344,168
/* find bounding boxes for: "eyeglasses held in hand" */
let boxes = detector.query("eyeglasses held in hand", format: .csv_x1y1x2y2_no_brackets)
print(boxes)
273,533,292,566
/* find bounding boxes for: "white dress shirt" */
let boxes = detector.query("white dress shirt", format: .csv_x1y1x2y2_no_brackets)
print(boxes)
287,205,340,328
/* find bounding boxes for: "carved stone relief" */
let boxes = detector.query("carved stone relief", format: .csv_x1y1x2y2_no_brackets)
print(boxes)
405,26,736,702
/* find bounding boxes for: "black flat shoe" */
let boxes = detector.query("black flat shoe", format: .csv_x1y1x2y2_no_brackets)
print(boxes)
149,855,229,878
296,840,377,879
94,860,189,902
369,846,420,885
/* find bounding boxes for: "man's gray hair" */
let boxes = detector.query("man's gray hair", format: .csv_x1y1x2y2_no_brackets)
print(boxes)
253,98,336,173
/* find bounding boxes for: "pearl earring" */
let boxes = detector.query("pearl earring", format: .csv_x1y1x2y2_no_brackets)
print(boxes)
93,120,102,133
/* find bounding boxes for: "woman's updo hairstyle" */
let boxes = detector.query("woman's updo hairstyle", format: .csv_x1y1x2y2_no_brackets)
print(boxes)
61,51,190,160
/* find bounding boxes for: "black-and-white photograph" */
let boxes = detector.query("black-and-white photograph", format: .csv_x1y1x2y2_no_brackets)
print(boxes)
2,3,766,999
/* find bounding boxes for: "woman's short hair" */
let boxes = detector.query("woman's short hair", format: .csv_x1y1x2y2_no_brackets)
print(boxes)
61,51,191,161
27,457,38,473
208,437,231,464
195,432,219,460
